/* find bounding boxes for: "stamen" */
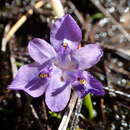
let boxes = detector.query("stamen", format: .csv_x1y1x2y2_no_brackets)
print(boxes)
39,73,49,78
78,44,81,49
62,42,68,48
79,79,87,85
60,76,64,81
77,77,87,85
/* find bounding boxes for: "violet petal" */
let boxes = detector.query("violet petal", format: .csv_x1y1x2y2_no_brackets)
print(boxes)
72,44,103,70
73,71,104,98
9,63,48,97
85,72,105,95
45,66,71,112
50,14,82,50
24,77,48,97
28,38,57,64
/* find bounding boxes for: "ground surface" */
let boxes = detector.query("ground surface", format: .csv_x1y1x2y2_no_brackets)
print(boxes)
0,0,130,130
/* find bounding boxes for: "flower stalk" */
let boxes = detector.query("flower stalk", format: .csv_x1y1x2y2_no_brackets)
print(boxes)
84,94,95,119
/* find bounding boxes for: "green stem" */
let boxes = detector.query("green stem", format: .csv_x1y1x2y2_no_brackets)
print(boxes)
84,94,95,119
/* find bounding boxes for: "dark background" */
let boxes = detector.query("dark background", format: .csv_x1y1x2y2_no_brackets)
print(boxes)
0,0,130,129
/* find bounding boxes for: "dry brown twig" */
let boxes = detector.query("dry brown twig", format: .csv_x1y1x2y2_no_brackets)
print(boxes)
90,0,130,42
1,0,45,52
8,1,46,129
70,98,82,130
104,87,130,98
1,24,11,52
30,104,46,130
50,0,64,18
90,0,130,60
9,39,18,78
58,92,77,130
67,1,84,25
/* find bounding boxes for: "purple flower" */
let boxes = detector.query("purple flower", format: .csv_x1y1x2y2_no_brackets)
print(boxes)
9,14,104,112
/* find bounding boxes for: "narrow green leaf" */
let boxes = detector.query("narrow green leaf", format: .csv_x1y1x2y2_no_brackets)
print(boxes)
90,13,105,20
48,111,61,119
14,62,24,67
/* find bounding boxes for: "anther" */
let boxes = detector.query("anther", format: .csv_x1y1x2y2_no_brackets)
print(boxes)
60,76,64,81
79,79,87,85
39,73,49,78
78,44,81,49
62,42,68,48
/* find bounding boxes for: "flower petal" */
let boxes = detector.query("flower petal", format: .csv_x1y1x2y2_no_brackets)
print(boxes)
72,44,103,69
45,66,71,112
85,72,105,96
9,63,40,90
73,71,105,98
28,38,57,64
50,14,82,50
73,84,90,98
24,77,48,97
9,63,48,97
54,54,78,71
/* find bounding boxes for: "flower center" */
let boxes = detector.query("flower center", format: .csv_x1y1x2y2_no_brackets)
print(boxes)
78,78,87,85
60,76,64,81
62,42,68,48
39,73,49,78
79,79,87,85
78,44,81,49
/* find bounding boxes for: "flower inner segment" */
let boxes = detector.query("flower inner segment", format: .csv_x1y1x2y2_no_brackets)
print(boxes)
39,73,49,78
62,42,68,48
78,78,87,85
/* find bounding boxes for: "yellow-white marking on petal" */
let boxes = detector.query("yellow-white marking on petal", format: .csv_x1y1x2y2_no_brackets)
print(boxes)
62,42,68,48
79,79,87,85
39,73,49,78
